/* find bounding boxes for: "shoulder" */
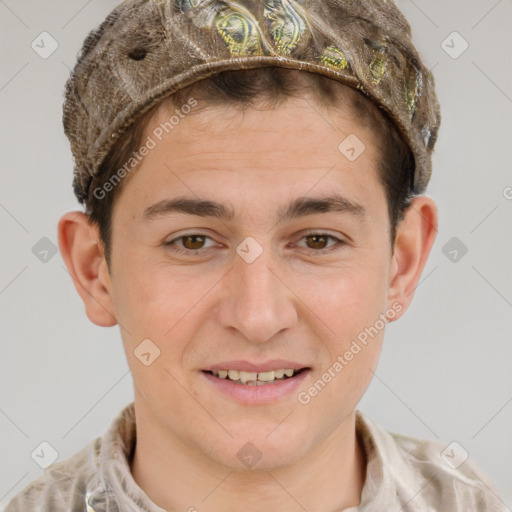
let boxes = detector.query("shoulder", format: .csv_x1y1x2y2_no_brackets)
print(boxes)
3,437,101,512
392,431,504,509
357,411,507,511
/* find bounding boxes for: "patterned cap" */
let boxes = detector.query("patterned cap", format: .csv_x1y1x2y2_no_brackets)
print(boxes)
63,0,441,203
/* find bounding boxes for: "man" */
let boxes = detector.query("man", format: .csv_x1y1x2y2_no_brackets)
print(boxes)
5,0,506,510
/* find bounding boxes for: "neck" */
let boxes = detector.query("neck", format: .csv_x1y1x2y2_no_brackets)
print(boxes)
130,400,367,512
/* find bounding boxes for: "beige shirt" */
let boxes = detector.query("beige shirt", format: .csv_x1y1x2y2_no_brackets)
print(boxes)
4,402,507,511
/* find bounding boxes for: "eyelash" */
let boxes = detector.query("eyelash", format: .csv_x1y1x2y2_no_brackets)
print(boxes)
164,231,346,255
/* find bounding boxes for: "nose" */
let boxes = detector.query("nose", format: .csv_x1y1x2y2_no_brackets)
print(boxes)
216,245,298,343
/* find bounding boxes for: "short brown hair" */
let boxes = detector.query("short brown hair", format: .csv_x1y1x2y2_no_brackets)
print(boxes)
84,67,414,268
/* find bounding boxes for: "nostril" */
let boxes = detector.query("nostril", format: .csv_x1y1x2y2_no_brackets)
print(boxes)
128,47,148,61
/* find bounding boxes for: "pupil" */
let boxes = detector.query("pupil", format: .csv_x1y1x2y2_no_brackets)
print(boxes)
307,235,327,249
184,235,205,249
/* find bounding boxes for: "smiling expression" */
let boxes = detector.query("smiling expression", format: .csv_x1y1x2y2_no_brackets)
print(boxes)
104,91,400,469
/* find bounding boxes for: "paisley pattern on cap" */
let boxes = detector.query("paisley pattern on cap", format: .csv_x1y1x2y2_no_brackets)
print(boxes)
365,36,389,84
177,0,422,116
404,63,421,118
176,0,203,12
320,45,349,71
178,1,269,55
262,0,309,55
370,57,387,83
216,9,264,55
63,0,442,204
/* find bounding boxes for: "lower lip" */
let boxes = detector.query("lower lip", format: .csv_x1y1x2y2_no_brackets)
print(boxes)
201,370,310,405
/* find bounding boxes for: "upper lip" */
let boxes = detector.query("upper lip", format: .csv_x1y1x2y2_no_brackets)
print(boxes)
202,360,310,373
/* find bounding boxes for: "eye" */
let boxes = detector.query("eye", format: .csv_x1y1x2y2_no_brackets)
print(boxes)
165,234,216,254
295,232,345,253
164,231,346,256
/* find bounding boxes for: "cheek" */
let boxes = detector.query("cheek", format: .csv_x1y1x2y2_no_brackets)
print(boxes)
111,255,222,355
110,255,179,347
291,256,388,400
295,265,387,418
293,257,390,341
112,263,199,401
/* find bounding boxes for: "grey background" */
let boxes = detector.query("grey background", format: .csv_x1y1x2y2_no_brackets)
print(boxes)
1,0,511,508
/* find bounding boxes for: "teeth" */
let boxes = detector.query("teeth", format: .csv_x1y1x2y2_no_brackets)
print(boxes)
257,371,275,382
239,371,257,384
227,370,240,380
210,368,300,384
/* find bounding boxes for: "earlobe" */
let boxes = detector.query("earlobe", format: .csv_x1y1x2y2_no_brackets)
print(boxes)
57,211,117,327
386,195,438,321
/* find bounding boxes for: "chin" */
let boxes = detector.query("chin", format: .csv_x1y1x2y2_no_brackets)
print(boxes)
204,422,312,471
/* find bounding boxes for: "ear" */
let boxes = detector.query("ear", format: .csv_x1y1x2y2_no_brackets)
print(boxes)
57,211,117,327
386,195,438,321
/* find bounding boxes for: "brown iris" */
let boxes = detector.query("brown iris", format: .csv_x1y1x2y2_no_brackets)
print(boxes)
180,235,207,250
303,234,329,250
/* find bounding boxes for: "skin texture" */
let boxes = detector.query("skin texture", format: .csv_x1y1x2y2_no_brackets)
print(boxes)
58,91,438,511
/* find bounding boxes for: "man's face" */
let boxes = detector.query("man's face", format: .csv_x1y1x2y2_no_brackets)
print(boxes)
106,92,400,469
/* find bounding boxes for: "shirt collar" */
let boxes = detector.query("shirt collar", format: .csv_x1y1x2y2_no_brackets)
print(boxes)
86,402,395,511
87,402,165,512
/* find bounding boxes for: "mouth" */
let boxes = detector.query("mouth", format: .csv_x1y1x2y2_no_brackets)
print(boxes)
203,367,309,386
201,365,311,404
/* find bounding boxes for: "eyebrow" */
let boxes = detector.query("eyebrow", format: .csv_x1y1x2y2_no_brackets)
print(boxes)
142,194,367,224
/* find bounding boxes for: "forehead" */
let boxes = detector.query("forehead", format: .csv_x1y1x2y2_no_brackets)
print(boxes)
115,92,386,222
146,91,380,165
